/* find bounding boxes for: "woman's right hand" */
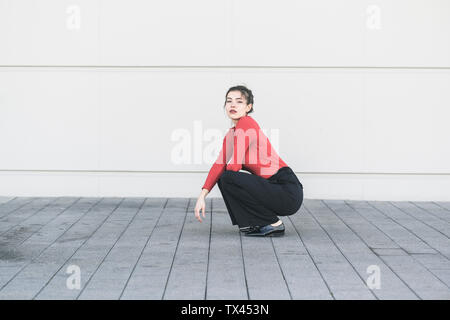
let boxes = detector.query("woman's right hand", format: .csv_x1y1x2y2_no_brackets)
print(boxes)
194,196,206,222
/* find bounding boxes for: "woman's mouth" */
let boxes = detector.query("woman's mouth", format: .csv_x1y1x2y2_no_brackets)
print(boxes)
230,110,237,114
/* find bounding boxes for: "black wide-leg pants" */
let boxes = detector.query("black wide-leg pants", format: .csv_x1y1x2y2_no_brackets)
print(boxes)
217,166,304,228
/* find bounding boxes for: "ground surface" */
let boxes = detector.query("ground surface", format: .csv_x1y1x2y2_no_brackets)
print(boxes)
0,196,449,300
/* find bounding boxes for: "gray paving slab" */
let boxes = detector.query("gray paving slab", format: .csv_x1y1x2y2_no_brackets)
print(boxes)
412,202,450,223
0,197,34,219
206,198,247,300
345,200,438,254
0,198,94,279
275,216,333,299
290,201,376,300
378,254,450,300
0,197,15,204
391,201,450,238
409,253,450,287
369,201,450,259
0,197,120,299
308,200,418,300
76,198,148,300
435,202,450,212
0,197,59,235
321,200,421,299
0,197,449,300
241,236,291,300
119,198,188,300
38,198,168,300
162,198,210,300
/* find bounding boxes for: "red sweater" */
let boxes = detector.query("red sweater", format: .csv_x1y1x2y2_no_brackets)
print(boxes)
201,115,288,192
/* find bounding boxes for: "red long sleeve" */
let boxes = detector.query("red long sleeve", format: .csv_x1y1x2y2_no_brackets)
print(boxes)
201,115,288,192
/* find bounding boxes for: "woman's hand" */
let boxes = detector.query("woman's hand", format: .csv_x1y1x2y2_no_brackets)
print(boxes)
194,196,206,222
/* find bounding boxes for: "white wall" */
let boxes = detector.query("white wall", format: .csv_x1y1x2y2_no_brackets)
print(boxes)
0,0,449,200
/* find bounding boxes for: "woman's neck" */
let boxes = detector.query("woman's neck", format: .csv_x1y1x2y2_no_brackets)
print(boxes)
232,114,247,126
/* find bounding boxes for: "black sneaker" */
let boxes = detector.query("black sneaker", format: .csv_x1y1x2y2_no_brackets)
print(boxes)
245,223,285,237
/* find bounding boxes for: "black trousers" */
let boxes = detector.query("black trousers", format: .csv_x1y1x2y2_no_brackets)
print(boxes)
217,166,304,228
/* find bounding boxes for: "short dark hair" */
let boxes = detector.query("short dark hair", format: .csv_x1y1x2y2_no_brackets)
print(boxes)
224,85,254,114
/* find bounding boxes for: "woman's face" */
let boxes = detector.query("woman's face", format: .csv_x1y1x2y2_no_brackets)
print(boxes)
225,90,252,121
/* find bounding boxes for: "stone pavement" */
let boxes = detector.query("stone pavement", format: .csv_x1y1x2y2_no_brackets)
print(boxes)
0,196,449,300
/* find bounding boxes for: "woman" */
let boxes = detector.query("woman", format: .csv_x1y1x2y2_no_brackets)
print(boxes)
194,85,303,237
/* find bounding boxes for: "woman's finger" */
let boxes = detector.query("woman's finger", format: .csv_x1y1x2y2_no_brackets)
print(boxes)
196,208,202,222
202,205,206,218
